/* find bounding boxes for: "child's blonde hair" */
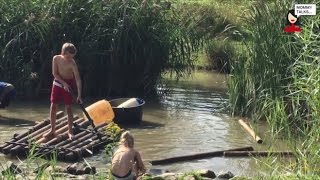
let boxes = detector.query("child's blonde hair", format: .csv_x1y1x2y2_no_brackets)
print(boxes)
61,42,77,55
120,131,134,148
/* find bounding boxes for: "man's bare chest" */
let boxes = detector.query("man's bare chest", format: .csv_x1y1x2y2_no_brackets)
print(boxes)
57,61,73,73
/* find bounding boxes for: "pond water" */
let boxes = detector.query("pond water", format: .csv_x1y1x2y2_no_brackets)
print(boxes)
0,71,289,177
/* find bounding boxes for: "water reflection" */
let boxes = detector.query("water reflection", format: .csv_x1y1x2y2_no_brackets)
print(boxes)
0,71,286,176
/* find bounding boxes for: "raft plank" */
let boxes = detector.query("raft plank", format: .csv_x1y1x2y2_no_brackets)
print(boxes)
0,113,111,162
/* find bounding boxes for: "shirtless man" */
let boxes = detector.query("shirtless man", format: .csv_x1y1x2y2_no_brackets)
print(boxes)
111,131,146,180
43,43,82,140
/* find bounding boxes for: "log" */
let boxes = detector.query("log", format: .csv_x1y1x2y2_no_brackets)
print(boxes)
223,151,294,157
63,123,107,149
61,126,107,161
89,137,112,151
31,116,70,142
10,115,80,155
63,131,97,149
67,163,81,175
41,121,103,159
49,125,88,147
4,142,76,153
84,166,96,174
238,119,263,144
77,136,112,159
0,111,64,152
64,134,110,161
2,114,69,155
45,120,91,146
78,134,112,156
65,129,104,150
150,146,254,165
8,116,73,155
35,117,84,144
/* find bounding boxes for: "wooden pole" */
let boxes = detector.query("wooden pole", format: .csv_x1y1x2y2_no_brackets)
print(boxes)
150,146,254,165
238,119,263,144
223,151,294,157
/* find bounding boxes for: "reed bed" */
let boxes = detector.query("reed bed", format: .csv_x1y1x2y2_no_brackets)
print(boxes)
0,0,208,97
228,0,320,177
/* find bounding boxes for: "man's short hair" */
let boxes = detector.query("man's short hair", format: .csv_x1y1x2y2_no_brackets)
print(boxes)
61,43,77,55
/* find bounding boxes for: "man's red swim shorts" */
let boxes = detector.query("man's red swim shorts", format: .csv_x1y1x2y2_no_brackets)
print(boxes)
50,79,76,105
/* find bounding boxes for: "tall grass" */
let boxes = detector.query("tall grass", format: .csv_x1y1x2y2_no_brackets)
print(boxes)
0,0,206,98
229,0,320,177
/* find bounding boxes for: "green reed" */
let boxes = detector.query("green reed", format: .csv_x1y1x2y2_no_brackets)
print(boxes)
229,0,320,177
0,0,207,98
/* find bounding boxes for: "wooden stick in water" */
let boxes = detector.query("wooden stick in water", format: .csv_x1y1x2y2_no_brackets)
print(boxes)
150,146,254,165
238,119,263,144
223,151,294,157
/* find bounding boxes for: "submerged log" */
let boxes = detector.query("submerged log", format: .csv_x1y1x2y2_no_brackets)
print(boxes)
238,119,263,144
223,151,294,157
150,146,254,165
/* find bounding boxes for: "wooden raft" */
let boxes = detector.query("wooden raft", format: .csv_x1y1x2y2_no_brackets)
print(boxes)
0,111,113,162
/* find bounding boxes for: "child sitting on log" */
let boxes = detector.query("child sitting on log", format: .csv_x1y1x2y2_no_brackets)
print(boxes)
111,131,146,180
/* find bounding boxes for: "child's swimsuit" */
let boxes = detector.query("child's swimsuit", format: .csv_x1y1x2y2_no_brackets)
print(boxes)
112,170,135,180
50,79,76,105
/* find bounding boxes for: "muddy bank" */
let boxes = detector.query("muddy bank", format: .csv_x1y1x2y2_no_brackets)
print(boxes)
1,161,237,180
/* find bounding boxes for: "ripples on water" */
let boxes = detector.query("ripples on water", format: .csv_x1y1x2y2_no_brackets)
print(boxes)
0,71,284,176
